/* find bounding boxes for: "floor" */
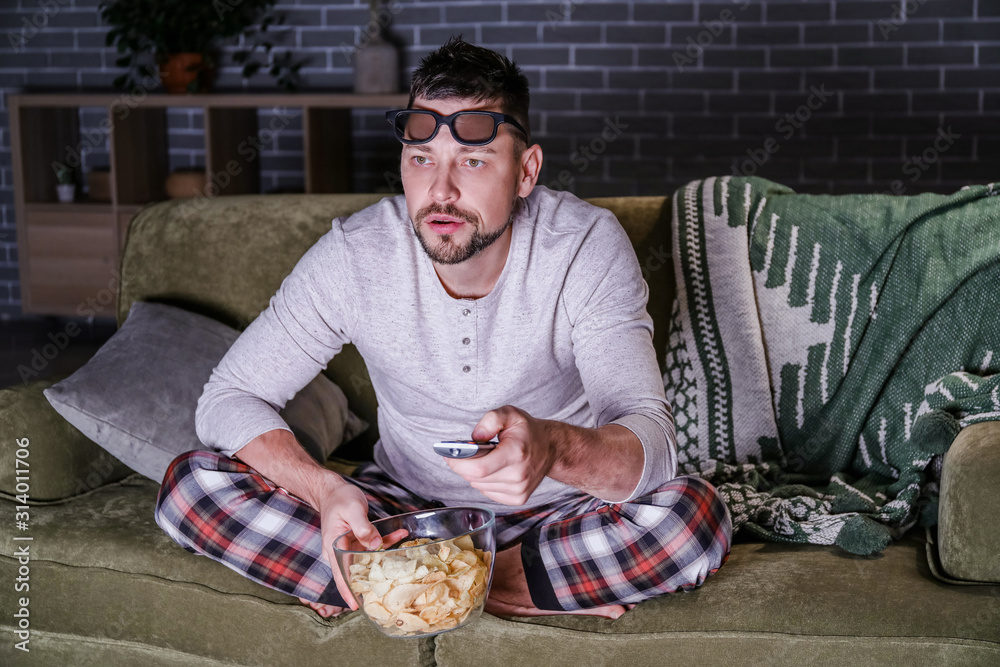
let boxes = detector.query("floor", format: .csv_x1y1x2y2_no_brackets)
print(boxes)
0,315,118,389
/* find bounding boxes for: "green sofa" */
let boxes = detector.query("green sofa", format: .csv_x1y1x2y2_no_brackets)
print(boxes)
2,192,998,667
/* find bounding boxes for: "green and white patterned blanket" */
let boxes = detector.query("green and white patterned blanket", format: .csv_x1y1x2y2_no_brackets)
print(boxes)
664,176,1000,555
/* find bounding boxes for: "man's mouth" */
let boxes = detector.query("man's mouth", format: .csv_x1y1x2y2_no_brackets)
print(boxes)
425,213,465,225
423,213,469,234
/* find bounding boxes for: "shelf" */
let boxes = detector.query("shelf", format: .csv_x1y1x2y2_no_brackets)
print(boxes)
24,202,117,214
10,92,407,315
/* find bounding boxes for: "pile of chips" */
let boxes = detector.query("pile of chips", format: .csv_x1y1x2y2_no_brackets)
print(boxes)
348,535,492,636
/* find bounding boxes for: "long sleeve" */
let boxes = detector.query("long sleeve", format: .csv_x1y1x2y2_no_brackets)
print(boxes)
195,224,357,458
562,211,677,502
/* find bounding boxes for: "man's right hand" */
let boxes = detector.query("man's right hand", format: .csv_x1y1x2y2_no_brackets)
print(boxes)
314,477,384,609
230,429,392,612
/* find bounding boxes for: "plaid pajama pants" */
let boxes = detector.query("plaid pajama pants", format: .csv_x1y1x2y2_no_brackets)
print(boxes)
155,451,731,611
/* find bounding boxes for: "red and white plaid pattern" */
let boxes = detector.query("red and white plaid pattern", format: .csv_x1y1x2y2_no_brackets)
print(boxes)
156,451,731,611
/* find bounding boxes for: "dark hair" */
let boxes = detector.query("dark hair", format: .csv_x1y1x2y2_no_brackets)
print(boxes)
408,35,531,147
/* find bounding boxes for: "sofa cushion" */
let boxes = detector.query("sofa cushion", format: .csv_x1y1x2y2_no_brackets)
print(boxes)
0,477,433,667
0,377,135,501
116,194,390,456
436,536,1000,666
1,478,997,666
42,301,366,483
938,421,1000,583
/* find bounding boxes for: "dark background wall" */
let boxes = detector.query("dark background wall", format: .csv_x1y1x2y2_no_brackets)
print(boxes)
0,0,998,321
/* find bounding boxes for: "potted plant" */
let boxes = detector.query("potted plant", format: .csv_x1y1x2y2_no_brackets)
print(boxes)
55,165,75,203
100,0,305,94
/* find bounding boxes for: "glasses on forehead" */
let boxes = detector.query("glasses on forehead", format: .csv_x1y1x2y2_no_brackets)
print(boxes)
385,109,529,146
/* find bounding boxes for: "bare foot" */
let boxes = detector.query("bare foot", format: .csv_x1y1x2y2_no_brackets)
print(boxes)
486,596,631,619
486,545,637,619
297,596,349,618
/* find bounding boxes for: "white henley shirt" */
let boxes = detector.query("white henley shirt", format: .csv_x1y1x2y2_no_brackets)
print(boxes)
194,185,677,511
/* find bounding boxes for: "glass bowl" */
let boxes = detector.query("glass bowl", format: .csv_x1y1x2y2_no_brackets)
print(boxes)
332,507,496,638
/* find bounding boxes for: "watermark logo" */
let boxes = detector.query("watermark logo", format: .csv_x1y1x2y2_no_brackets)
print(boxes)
177,107,295,218
548,115,629,192
878,0,931,40
6,0,70,54
672,0,751,72
640,245,671,282
11,437,32,652
545,0,585,27
16,268,120,383
877,127,960,195
338,0,404,65
732,84,832,177
50,73,163,178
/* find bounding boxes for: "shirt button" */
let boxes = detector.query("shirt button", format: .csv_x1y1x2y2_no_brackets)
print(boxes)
462,308,471,316
462,337,471,345
462,365,471,373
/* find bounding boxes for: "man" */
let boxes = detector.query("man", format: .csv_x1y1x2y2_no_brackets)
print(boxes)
155,37,731,620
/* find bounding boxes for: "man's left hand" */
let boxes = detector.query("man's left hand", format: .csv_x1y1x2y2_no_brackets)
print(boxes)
446,405,555,506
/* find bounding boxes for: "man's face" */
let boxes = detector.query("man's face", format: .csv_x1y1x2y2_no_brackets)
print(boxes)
400,96,530,265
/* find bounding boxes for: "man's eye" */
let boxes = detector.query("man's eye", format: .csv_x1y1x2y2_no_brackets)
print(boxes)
467,158,482,168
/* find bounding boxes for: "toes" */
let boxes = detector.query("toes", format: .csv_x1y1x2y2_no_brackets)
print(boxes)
296,596,348,618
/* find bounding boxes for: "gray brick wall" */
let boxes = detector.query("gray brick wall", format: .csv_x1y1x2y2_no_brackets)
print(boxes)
1,0,998,320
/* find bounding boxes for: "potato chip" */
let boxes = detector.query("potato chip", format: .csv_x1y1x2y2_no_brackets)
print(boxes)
394,611,431,633
420,570,447,585
364,600,392,622
347,534,491,636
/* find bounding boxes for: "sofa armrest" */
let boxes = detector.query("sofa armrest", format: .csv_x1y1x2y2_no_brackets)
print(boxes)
937,420,1000,583
0,378,135,502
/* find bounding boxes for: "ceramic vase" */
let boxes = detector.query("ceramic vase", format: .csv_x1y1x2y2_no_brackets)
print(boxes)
354,25,398,94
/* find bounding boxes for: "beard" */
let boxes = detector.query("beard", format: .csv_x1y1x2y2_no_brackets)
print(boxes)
412,196,522,265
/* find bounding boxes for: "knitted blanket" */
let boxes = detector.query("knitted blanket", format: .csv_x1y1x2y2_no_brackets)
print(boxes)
663,176,1000,555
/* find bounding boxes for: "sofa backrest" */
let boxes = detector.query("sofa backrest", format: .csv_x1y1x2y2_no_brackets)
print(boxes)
117,192,674,454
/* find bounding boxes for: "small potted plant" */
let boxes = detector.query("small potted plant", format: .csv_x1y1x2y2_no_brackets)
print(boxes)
55,165,76,203
100,0,305,93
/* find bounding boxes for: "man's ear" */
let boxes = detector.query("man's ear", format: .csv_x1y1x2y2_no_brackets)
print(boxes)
517,143,543,198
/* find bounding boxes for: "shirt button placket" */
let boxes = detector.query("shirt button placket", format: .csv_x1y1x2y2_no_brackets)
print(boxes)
461,306,474,378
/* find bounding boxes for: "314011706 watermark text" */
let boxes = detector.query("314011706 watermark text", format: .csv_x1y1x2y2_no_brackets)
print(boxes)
11,438,32,653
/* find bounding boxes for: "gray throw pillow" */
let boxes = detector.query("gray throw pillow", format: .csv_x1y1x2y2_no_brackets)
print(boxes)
43,301,367,483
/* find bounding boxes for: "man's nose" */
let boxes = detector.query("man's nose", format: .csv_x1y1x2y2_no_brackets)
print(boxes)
429,156,459,203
